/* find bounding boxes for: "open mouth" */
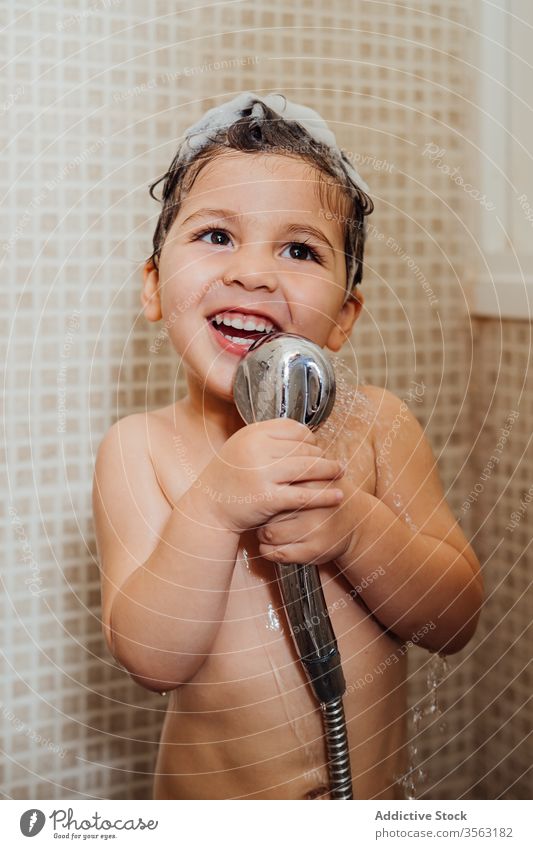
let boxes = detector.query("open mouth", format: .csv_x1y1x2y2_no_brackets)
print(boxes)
207,310,280,352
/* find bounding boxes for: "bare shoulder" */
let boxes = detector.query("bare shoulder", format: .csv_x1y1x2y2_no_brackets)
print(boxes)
93,409,170,481
356,382,426,427
354,383,429,460
97,403,183,461
330,380,428,460
353,381,439,508
92,407,176,524
95,411,147,456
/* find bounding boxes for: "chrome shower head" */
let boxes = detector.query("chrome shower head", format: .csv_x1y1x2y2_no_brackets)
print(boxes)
232,332,336,429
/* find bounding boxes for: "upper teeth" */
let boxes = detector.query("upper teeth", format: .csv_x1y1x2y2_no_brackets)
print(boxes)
213,313,274,333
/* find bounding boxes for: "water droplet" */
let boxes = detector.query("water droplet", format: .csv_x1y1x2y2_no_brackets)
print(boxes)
403,511,419,532
312,354,375,483
265,602,282,631
240,545,265,583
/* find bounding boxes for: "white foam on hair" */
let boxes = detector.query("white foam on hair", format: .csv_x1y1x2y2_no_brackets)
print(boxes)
181,91,370,193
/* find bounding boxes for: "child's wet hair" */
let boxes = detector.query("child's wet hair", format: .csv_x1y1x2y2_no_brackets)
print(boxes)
147,98,374,299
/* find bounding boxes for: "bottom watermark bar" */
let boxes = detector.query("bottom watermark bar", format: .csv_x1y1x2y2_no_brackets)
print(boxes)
3,799,529,847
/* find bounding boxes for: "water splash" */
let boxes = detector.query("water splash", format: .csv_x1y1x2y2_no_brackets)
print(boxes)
394,652,450,799
314,356,422,534
402,511,419,532
313,354,374,481
391,492,420,532
240,545,265,583
265,601,282,632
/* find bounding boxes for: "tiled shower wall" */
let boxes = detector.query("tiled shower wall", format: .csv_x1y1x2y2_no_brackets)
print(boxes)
1,1,527,799
466,319,532,799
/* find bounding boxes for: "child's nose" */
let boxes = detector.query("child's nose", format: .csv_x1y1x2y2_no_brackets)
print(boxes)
220,244,279,292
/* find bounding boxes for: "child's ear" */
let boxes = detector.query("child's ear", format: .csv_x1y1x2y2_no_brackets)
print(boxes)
141,258,162,322
326,290,364,352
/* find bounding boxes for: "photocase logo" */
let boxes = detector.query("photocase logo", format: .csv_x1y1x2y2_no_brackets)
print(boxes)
20,809,45,836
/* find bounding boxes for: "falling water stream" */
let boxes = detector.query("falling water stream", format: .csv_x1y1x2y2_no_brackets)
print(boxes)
395,653,450,799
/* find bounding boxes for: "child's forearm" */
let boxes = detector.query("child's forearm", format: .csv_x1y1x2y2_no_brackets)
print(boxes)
335,493,483,654
109,485,240,692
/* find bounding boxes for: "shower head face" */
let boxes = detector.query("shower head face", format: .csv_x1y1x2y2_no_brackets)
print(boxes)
232,332,336,430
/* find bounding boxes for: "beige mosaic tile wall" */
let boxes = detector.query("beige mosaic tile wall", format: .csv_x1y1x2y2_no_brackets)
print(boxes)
2,0,204,801
465,318,532,799
3,0,526,800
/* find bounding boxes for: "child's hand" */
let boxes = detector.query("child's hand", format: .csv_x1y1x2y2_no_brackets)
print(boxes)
196,419,345,534
256,477,361,566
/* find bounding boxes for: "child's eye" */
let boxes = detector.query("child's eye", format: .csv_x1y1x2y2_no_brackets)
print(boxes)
282,241,324,263
194,228,232,247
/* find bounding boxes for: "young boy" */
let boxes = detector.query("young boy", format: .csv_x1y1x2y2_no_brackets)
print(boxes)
92,92,483,800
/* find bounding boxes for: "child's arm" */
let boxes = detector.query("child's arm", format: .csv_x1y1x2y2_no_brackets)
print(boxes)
92,415,240,693
334,387,484,654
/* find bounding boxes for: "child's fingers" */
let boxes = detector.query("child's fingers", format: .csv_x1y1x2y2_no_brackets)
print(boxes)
280,483,344,511
282,457,344,483
267,419,319,444
274,442,324,459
